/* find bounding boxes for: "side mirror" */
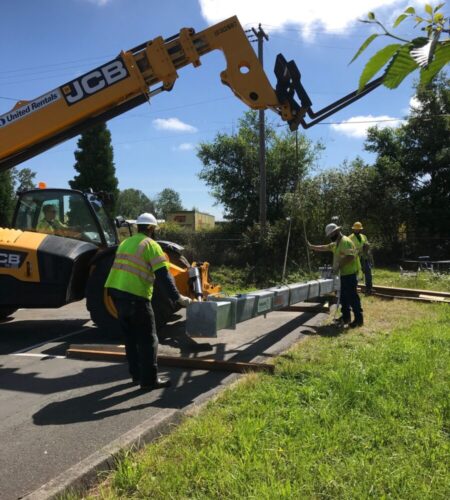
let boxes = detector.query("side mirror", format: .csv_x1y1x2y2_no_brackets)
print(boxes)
115,216,126,228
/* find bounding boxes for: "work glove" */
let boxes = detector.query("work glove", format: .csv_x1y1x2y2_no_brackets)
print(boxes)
177,294,193,307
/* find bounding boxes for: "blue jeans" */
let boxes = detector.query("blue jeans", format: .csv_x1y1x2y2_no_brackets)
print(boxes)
362,258,373,291
340,273,362,323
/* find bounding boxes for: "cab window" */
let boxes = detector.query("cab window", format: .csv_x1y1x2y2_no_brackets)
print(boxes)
14,191,102,244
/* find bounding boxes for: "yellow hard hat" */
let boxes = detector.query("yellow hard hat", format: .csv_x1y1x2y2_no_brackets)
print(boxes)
352,221,363,230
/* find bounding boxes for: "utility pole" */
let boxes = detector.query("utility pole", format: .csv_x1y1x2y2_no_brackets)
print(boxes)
251,24,268,230
296,129,312,274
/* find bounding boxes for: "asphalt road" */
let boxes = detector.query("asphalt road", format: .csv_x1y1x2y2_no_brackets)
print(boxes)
0,301,325,500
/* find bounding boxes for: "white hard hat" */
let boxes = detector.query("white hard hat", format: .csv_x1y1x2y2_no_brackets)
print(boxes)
136,213,158,227
325,223,341,237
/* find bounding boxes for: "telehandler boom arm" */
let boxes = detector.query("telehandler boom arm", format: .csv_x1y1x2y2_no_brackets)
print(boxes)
0,17,299,172
0,16,382,173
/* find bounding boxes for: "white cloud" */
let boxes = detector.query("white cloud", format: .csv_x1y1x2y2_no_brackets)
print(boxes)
152,118,198,133
330,114,403,138
175,143,195,151
199,0,429,38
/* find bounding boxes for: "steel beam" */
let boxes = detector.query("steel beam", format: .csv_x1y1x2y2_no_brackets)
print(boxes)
185,278,339,338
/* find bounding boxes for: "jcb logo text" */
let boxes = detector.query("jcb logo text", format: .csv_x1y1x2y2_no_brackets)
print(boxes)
0,251,26,268
61,58,129,106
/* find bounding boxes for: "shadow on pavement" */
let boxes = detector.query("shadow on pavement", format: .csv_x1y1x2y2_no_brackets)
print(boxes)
0,319,90,354
0,309,325,425
31,367,230,425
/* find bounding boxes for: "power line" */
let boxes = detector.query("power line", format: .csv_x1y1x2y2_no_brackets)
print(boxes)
0,95,20,101
275,114,450,127
0,54,114,76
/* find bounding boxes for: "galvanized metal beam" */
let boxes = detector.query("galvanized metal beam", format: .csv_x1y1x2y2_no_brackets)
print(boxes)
186,278,339,338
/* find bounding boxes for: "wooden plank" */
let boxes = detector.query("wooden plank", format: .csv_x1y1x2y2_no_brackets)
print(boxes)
66,346,274,374
370,292,450,304
359,284,450,298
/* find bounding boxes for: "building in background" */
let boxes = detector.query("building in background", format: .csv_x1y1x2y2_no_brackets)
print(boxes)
167,210,215,231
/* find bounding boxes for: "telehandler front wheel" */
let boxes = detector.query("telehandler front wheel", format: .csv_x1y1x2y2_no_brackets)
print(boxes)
86,250,122,338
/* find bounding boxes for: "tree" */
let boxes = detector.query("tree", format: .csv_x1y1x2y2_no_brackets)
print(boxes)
116,189,155,219
154,188,183,219
0,170,15,227
13,168,36,192
197,111,323,225
365,74,450,253
69,123,119,210
353,3,449,90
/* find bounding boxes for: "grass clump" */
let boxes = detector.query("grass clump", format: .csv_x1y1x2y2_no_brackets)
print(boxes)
89,299,449,499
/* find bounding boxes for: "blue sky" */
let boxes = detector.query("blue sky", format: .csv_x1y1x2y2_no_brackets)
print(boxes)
1,0,432,219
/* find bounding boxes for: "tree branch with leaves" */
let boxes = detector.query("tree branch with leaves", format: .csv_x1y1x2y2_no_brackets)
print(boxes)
352,3,449,89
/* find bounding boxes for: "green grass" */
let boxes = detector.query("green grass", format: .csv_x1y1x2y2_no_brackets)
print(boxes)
372,268,450,292
209,265,258,295
87,299,449,499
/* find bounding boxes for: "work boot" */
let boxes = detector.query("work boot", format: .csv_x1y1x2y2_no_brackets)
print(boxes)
350,315,364,328
140,376,171,391
333,316,349,327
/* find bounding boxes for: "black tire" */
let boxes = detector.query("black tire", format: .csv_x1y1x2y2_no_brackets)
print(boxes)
152,284,181,333
0,307,17,321
86,250,122,337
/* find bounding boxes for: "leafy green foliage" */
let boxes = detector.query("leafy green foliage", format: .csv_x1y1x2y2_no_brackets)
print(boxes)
197,111,323,225
116,188,154,219
69,123,119,211
13,168,36,192
359,43,402,88
353,3,449,90
0,170,15,227
383,44,419,88
154,188,183,219
0,168,37,227
420,42,450,85
350,33,379,64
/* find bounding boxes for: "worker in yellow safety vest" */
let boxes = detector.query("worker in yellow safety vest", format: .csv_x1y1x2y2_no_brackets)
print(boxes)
105,213,192,391
308,223,363,328
349,221,373,294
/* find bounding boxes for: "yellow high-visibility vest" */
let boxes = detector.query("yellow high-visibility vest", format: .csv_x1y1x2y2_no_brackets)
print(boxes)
349,232,368,256
105,233,169,299
330,235,359,276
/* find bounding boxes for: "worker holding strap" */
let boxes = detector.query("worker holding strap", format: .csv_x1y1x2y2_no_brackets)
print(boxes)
105,213,192,391
308,223,363,328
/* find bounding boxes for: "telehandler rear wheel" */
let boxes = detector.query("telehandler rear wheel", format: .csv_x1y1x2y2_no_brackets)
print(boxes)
0,307,17,321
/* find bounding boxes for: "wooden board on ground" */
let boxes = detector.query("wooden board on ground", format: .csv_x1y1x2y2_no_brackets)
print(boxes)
66,344,275,374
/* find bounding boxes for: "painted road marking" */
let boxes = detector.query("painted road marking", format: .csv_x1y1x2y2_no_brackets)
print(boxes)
12,352,66,359
10,327,92,355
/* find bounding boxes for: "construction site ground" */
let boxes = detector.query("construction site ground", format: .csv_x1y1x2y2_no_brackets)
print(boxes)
0,300,328,500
